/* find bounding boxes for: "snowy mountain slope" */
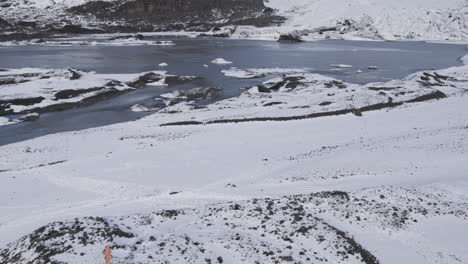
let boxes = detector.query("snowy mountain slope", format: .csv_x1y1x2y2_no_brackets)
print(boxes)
2,0,468,41
0,0,278,35
237,0,468,40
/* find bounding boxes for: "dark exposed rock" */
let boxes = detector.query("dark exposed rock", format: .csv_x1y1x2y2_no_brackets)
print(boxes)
173,87,220,100
68,1,115,16
0,32,50,42
0,97,46,115
311,191,350,201
57,25,104,34
68,0,285,32
257,85,271,93
160,121,204,126
278,33,303,42
263,102,284,107
114,0,264,23
368,86,402,91
318,27,338,34
406,90,447,103
1,88,129,116
0,78,29,86
164,76,199,86
158,210,180,218
262,7,276,15
68,69,82,80
417,72,452,87
267,76,306,91
0,17,10,28
127,72,164,88
325,80,347,89
3,0,285,39
17,21,37,28
54,87,103,100
199,26,237,38
109,34,144,40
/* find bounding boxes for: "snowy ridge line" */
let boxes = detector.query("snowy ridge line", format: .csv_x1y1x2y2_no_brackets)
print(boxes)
159,90,446,127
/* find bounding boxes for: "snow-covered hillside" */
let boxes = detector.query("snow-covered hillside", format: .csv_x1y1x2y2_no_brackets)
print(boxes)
238,0,468,41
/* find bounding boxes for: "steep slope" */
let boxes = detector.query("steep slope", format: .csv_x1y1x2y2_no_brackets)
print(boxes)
0,0,283,35
254,0,468,40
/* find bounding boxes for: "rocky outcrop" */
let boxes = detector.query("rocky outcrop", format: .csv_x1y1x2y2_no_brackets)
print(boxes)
69,0,285,31
0,0,284,38
173,87,220,100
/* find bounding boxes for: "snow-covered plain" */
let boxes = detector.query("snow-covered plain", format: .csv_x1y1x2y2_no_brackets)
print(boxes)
0,52,468,263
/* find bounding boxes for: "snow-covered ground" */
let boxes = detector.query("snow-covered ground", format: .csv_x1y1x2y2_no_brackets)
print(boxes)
0,53,468,263
1,1,468,263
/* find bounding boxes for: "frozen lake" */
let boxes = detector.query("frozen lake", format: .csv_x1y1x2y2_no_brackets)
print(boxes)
0,36,466,145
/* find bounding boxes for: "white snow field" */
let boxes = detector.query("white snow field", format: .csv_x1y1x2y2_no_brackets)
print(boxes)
0,52,468,263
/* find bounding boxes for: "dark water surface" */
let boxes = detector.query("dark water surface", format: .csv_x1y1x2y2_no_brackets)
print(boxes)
0,36,466,145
